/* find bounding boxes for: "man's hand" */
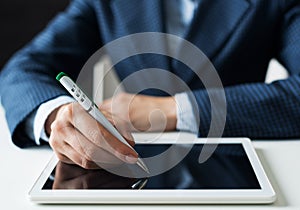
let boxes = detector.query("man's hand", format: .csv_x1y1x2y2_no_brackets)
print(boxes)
45,102,138,169
100,93,177,132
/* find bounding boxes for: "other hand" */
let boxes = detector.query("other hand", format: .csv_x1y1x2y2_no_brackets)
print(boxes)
100,93,177,132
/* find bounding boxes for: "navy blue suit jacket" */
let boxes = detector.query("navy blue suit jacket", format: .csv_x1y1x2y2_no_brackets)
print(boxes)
1,0,300,147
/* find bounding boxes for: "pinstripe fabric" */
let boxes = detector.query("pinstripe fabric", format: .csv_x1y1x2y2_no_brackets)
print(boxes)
1,0,300,148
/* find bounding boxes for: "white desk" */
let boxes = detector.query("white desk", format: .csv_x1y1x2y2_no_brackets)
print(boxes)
1,106,300,210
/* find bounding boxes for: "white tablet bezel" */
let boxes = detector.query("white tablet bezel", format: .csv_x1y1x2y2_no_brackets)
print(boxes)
29,137,276,204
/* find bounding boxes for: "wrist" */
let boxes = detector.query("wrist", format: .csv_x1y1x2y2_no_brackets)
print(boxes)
159,96,177,131
45,104,67,137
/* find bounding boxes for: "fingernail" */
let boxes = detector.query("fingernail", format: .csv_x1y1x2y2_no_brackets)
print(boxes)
125,155,138,164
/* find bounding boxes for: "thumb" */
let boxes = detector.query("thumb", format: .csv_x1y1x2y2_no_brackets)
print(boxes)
99,99,112,111
118,126,135,147
102,110,135,147
115,121,135,147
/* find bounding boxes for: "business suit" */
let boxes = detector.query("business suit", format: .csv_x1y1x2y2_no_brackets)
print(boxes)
0,0,300,148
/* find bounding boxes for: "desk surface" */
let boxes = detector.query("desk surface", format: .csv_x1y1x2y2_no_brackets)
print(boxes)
1,106,300,210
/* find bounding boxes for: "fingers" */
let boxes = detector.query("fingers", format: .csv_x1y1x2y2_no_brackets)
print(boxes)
115,123,135,147
49,102,137,170
50,136,100,170
62,126,123,166
71,103,138,162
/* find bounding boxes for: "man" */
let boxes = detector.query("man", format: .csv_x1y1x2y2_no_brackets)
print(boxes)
1,0,300,169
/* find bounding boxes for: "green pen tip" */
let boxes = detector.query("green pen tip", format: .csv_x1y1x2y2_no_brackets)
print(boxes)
56,72,67,81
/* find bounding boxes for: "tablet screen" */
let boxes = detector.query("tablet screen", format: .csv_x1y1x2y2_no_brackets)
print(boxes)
42,144,260,190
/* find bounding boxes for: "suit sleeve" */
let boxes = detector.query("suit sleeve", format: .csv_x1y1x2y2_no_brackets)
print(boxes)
0,0,101,147
194,1,300,139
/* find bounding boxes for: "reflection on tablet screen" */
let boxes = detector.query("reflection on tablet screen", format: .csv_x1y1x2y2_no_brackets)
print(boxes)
42,144,260,190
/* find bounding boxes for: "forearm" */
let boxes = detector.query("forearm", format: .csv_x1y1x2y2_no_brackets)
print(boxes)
0,63,68,147
193,76,300,138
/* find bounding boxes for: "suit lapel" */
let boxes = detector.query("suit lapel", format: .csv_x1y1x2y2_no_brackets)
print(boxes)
173,0,250,83
110,0,250,86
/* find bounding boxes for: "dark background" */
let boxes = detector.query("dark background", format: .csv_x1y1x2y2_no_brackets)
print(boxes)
0,0,70,69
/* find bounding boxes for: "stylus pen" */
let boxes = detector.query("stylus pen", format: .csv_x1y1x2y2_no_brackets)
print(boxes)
56,72,149,174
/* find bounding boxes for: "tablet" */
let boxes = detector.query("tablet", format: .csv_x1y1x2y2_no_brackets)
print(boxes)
29,138,276,204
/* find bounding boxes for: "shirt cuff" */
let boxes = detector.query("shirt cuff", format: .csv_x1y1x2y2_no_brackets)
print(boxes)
174,92,198,134
34,96,75,144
